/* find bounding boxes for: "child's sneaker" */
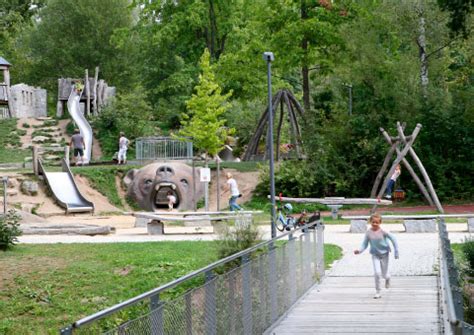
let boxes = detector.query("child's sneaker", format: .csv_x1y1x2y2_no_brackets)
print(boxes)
384,194,391,199
373,292,382,299
385,278,391,289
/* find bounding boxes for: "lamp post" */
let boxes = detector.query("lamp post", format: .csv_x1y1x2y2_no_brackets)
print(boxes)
2,176,8,215
263,52,276,238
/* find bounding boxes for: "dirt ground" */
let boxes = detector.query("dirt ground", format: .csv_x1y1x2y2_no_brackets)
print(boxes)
208,169,260,211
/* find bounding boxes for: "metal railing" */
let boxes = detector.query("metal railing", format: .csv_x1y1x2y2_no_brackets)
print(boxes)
438,218,474,334
135,137,193,161
60,220,325,334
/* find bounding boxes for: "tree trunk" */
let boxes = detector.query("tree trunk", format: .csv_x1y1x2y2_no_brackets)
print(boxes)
417,10,429,97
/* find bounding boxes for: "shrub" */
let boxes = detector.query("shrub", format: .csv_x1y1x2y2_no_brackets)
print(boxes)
462,238,474,276
22,123,30,128
215,219,261,262
0,210,22,251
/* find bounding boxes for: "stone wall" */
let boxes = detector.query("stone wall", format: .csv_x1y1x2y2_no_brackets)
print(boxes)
10,83,47,118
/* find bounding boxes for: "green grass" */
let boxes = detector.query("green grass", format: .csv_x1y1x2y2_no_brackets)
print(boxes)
0,119,30,163
70,165,141,209
0,241,342,334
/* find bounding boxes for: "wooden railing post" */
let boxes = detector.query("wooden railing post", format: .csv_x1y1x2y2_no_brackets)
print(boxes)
32,145,39,176
64,146,70,167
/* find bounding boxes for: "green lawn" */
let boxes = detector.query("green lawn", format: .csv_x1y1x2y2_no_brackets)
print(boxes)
0,118,30,163
0,242,342,334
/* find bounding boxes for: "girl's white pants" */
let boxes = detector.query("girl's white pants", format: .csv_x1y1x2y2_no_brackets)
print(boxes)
372,253,390,292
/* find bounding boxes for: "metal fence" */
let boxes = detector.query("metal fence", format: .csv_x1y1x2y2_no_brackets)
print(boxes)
135,137,193,161
60,220,325,334
438,218,474,334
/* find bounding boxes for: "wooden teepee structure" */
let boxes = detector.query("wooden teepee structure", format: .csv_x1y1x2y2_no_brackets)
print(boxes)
243,89,305,161
371,122,444,213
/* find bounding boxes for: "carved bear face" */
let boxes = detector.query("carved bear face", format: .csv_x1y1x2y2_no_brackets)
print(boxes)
124,162,204,211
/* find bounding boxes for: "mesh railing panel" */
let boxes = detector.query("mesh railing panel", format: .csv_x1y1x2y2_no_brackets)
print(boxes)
136,137,193,161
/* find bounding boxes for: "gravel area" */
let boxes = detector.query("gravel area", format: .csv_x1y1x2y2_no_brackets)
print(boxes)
18,222,472,277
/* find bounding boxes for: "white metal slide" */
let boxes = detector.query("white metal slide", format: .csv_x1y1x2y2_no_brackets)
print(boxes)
38,159,94,214
67,88,92,164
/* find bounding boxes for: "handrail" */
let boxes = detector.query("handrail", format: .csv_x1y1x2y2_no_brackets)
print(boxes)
71,222,318,329
437,218,471,333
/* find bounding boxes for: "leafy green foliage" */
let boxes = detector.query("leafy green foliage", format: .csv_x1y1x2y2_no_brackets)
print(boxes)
26,0,134,93
437,0,473,38
0,210,22,251
462,238,474,276
93,87,155,158
178,49,233,158
216,221,261,262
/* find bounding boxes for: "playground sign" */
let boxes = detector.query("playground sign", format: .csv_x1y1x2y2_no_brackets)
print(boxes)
200,168,211,182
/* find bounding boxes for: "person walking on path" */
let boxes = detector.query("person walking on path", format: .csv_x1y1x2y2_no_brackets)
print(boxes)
384,164,401,199
354,213,399,299
118,132,129,165
69,129,85,166
225,172,242,211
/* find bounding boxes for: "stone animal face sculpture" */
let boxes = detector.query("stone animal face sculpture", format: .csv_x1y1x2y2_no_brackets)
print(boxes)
124,162,204,211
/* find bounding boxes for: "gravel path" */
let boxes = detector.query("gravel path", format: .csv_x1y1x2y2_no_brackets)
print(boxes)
324,224,470,276
18,222,471,277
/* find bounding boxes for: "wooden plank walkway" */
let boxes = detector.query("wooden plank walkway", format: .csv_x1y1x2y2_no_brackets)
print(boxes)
268,276,440,334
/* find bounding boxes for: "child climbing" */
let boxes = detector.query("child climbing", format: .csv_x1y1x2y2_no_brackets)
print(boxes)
354,213,399,299
384,164,401,199
75,81,84,94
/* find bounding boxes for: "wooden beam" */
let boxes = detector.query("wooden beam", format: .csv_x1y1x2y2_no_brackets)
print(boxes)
397,122,444,213
370,131,396,198
269,196,392,205
372,124,422,212
343,214,474,220
380,128,434,206
93,66,99,116
85,69,90,116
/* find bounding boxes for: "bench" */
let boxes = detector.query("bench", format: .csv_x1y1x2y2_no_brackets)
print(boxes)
128,211,261,235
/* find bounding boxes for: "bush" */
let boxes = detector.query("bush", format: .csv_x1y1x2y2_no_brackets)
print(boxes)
215,219,261,262
92,86,156,158
462,238,474,276
0,210,22,251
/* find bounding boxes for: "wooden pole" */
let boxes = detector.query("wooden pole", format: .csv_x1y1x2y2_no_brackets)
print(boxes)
276,98,284,161
380,128,434,206
64,146,70,167
85,69,90,116
396,122,444,213
93,67,99,116
32,146,38,176
370,138,396,198
372,124,422,212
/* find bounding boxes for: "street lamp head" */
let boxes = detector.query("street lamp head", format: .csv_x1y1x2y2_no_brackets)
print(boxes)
263,52,274,62
1,176,8,183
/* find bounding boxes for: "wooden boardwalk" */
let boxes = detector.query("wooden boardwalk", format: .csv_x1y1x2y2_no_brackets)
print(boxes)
268,276,440,334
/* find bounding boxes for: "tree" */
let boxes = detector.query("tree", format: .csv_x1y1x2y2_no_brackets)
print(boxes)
437,0,473,38
178,48,233,160
27,0,133,92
